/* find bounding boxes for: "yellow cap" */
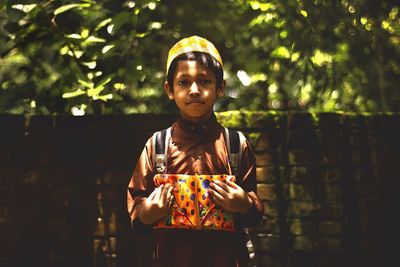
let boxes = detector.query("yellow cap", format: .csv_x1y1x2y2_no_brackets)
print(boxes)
166,36,223,74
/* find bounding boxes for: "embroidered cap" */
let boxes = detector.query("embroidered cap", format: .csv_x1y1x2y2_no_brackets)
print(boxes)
166,36,223,74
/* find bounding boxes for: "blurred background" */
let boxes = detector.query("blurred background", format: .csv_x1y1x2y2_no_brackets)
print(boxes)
0,0,399,115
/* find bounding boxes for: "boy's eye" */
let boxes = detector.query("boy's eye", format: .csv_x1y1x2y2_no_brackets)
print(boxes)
200,79,212,85
178,80,189,86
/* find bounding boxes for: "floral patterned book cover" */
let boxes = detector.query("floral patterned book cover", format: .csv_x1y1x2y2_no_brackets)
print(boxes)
153,174,236,231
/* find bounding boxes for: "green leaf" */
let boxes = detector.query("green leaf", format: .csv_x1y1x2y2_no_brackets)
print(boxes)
87,36,106,42
87,86,104,97
54,3,91,16
84,36,106,43
249,1,274,12
97,75,114,88
66,33,82,39
62,89,86,99
59,45,69,55
111,12,133,34
78,79,94,89
102,44,115,54
67,50,83,58
311,50,333,66
136,32,150,38
95,18,112,31
272,46,291,59
82,61,97,69
81,28,89,39
95,94,113,101
11,4,37,13
87,75,114,97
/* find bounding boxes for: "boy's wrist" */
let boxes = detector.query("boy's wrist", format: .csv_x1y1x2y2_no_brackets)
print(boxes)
239,193,254,214
139,211,155,225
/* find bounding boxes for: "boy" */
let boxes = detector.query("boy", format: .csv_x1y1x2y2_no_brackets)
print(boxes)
127,36,264,267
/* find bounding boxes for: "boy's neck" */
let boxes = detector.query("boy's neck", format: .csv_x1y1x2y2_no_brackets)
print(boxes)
179,111,214,125
178,112,217,128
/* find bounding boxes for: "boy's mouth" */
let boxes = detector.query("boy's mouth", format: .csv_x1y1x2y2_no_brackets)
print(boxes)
187,101,205,105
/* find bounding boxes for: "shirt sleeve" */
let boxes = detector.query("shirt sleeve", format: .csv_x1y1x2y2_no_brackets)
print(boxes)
127,137,155,234
234,138,265,228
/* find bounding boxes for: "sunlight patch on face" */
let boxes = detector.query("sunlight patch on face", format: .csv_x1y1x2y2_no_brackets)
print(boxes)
177,60,210,77
173,60,216,92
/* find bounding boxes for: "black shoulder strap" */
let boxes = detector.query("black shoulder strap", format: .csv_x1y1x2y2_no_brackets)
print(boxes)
224,127,245,177
229,128,240,154
152,127,171,174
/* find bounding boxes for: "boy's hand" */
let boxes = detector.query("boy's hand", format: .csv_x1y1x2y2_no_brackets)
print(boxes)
139,184,174,225
208,180,253,214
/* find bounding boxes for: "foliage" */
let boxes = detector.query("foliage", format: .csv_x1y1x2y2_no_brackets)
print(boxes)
0,0,399,115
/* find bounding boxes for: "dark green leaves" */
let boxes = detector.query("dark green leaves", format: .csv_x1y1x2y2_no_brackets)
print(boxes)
0,0,399,114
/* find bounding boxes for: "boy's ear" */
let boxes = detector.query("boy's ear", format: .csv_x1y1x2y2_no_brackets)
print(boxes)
217,80,226,97
164,81,174,100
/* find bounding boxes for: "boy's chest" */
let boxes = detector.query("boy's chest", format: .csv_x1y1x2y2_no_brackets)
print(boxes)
167,136,230,175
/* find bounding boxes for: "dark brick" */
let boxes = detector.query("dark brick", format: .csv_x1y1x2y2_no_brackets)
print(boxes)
289,218,317,235
255,152,273,167
256,216,281,234
288,183,316,201
256,233,281,252
292,235,318,251
288,201,321,217
257,184,277,201
316,183,343,201
0,186,13,203
318,236,343,251
256,166,275,183
318,220,343,235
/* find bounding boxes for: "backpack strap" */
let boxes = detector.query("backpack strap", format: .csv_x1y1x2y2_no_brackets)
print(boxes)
151,127,171,174
224,127,246,177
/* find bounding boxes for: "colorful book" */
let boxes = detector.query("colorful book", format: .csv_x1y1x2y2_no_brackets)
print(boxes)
153,174,236,231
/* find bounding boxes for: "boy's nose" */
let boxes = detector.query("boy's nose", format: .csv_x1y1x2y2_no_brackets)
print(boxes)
189,82,200,96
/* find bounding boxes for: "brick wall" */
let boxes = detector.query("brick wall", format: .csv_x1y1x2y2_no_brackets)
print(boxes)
0,112,396,267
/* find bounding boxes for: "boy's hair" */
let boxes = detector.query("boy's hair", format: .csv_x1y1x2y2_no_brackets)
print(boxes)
166,51,224,91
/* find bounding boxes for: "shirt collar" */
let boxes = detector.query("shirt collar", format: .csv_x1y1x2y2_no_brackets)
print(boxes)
175,113,218,137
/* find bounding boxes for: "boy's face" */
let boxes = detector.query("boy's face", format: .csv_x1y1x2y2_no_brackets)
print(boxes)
164,60,225,123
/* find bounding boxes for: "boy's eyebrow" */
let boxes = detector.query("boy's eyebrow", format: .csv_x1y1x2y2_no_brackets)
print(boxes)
175,72,213,78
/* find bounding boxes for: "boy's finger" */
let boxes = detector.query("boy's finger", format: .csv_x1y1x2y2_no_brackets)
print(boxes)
168,194,174,207
147,188,157,201
160,184,171,204
211,195,223,206
208,188,225,202
173,185,179,193
214,180,231,192
167,185,173,198
226,179,239,189
154,184,163,200
208,191,227,209
210,182,229,197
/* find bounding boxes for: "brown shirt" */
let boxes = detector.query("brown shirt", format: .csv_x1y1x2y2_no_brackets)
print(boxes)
127,114,264,267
